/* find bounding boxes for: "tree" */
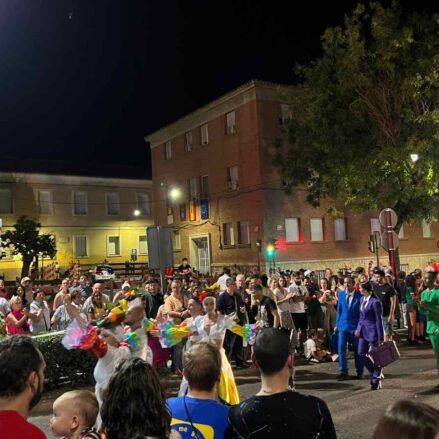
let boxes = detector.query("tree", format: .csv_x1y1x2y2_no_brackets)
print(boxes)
274,2,439,236
1,215,57,278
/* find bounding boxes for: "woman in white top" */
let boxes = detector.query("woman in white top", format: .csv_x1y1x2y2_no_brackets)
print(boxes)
272,276,295,330
28,290,51,334
187,296,240,404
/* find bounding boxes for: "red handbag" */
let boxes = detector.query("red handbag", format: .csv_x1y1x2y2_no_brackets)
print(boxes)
368,341,400,368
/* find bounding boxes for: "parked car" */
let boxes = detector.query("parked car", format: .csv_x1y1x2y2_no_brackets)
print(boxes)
89,264,116,283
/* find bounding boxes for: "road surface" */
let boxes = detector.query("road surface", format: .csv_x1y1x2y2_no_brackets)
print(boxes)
30,338,438,439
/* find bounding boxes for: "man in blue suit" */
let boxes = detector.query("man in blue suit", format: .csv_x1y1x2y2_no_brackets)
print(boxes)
335,276,364,380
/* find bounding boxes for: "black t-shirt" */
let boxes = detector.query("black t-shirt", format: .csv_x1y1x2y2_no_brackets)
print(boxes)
226,391,337,439
373,283,396,317
259,296,277,328
178,264,191,273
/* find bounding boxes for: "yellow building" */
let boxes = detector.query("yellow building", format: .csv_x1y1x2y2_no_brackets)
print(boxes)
0,171,152,280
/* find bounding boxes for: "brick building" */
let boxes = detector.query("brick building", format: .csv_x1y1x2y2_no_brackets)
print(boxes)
145,80,438,275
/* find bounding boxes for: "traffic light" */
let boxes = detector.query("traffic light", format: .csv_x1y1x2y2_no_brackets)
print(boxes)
266,244,276,257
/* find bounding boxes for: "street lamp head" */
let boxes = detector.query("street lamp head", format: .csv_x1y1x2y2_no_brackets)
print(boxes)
169,188,181,200
133,209,141,216
410,153,419,163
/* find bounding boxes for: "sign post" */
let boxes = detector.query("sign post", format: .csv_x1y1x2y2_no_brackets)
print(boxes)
147,226,174,294
379,208,399,276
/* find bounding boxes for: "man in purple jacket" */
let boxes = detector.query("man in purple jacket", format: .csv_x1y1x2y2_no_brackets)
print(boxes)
355,281,385,390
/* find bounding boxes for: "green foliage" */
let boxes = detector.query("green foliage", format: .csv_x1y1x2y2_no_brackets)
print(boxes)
1,215,57,276
275,2,439,228
32,332,96,390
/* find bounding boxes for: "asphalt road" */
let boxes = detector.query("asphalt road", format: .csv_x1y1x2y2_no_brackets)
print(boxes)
30,334,439,439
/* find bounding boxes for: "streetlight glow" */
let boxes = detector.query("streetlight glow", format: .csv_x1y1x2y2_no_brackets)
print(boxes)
169,188,181,200
410,153,419,163
133,209,141,216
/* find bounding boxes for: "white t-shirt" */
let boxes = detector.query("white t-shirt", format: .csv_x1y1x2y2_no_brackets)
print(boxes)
273,288,291,312
29,300,51,334
303,338,317,360
288,283,307,314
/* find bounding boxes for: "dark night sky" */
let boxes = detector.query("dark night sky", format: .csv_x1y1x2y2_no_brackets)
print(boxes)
0,0,436,178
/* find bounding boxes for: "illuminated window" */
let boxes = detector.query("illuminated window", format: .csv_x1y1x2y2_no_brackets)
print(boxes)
285,218,300,242
310,218,324,241
223,223,235,246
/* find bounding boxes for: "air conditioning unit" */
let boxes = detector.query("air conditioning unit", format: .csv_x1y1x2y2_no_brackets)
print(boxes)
228,180,238,191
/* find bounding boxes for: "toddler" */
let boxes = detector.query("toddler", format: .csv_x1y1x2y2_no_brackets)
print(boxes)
50,390,100,439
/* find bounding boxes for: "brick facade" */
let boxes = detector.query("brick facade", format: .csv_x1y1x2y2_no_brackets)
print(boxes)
146,80,438,275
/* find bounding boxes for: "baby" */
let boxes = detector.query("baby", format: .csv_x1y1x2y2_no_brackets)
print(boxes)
50,390,100,439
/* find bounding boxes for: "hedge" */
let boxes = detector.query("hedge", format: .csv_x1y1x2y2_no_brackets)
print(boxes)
34,331,97,390
0,331,97,391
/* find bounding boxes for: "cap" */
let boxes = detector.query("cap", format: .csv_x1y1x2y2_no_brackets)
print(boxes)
122,282,131,290
21,276,31,284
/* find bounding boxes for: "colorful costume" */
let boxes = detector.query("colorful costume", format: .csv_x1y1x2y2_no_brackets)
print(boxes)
160,315,256,405
62,319,153,428
420,287,439,378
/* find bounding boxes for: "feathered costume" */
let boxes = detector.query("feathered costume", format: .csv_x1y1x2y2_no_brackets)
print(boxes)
157,314,257,404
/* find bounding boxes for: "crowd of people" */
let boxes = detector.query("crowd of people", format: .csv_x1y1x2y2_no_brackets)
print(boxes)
0,259,439,438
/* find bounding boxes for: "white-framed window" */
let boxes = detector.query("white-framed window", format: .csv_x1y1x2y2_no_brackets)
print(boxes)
200,123,209,145
137,193,150,216
38,190,53,215
105,192,120,216
187,178,197,200
227,166,239,191
107,236,121,256
223,223,235,246
280,103,292,125
310,218,324,241
285,218,300,242
398,225,405,239
370,218,381,234
199,175,209,199
184,132,193,152
74,236,88,258
73,191,87,216
334,218,347,241
164,141,172,160
0,189,13,214
139,235,148,255
238,221,250,245
422,220,432,238
173,229,181,250
226,111,236,135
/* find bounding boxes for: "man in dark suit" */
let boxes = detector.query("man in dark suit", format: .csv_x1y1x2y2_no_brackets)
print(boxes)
218,278,248,368
335,276,364,380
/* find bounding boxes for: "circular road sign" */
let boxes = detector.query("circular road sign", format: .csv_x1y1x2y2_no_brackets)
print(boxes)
381,230,400,252
379,208,398,228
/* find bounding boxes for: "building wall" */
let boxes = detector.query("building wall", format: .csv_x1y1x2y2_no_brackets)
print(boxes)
147,80,439,275
0,173,153,279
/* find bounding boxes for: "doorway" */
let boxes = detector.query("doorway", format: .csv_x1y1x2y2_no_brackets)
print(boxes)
189,234,211,275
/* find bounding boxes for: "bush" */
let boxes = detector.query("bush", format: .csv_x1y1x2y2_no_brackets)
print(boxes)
1,331,171,392
29,331,96,390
